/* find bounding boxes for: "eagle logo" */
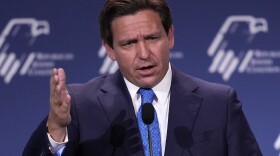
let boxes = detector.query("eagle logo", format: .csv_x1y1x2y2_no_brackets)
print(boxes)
0,18,49,84
208,15,268,81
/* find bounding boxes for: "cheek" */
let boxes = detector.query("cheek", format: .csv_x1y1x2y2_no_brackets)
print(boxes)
117,54,134,70
158,46,170,60
118,59,136,79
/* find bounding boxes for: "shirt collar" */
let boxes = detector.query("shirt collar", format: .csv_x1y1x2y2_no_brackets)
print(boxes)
124,63,172,105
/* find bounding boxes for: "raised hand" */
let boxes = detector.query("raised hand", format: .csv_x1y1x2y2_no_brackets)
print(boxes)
47,68,71,142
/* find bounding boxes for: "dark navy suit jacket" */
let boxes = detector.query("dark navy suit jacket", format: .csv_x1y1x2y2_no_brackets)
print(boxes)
23,66,262,156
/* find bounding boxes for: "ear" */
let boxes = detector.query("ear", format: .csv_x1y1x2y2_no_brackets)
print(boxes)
103,42,116,60
168,25,175,49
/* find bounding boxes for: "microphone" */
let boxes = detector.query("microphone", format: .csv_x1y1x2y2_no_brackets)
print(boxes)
142,104,155,156
142,104,154,125
110,125,126,156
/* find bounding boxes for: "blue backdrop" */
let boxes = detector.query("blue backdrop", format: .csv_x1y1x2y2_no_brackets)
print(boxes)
0,0,279,155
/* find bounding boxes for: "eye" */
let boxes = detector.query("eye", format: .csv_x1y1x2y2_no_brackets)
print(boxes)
146,36,159,42
121,40,137,47
148,37,156,40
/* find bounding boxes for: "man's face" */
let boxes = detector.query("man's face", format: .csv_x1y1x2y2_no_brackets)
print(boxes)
104,9,174,88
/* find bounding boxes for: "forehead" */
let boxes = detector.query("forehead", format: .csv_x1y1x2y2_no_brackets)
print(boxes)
110,10,163,38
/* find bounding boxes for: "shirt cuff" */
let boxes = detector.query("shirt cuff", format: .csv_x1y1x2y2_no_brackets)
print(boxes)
47,128,68,154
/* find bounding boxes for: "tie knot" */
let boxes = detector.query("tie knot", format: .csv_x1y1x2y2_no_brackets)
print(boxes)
139,88,155,104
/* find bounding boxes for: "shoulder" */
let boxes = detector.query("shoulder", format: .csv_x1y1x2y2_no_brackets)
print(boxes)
65,75,109,107
67,74,108,95
172,66,235,98
66,70,126,104
191,75,233,95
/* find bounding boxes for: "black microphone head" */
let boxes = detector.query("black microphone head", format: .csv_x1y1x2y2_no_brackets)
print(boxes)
142,104,154,125
110,125,126,147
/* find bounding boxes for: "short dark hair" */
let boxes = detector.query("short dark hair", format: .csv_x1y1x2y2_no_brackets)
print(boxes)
99,0,173,48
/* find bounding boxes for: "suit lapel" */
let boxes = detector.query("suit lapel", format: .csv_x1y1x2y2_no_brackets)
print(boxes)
97,71,144,156
164,68,202,156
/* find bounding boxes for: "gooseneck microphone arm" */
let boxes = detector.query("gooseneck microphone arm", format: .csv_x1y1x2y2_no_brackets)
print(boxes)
142,103,155,156
147,124,153,156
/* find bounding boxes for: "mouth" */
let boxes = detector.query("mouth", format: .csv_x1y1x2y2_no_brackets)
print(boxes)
137,65,156,76
139,65,154,70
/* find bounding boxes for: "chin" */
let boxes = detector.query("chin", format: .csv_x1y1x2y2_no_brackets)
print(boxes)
138,78,159,88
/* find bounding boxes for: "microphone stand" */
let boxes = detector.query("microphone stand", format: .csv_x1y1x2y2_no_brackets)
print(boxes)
147,125,153,156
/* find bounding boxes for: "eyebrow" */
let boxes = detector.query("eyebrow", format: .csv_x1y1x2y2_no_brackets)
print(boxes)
118,31,163,44
144,31,162,39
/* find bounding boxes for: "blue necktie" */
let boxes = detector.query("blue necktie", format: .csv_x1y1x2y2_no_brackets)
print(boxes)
137,88,162,156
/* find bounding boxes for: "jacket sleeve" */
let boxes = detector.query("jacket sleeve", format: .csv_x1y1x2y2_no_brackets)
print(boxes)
226,88,262,156
22,117,54,156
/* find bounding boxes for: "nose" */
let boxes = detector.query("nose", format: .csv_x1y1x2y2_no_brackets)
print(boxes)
137,41,150,59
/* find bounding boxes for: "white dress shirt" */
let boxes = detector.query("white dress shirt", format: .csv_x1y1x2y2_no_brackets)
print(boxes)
48,63,172,156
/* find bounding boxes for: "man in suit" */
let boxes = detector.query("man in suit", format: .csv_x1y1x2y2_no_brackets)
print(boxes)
23,0,262,155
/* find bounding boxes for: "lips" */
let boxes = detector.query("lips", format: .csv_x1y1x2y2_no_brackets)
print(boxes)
137,65,156,76
140,65,153,70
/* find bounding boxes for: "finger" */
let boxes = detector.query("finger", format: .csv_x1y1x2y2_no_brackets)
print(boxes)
61,94,71,114
52,68,66,103
61,89,71,107
57,68,67,102
56,68,69,107
50,68,58,96
57,68,67,91
50,68,60,108
65,94,71,107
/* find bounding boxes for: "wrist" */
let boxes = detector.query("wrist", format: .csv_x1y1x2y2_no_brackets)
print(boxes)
47,115,67,142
